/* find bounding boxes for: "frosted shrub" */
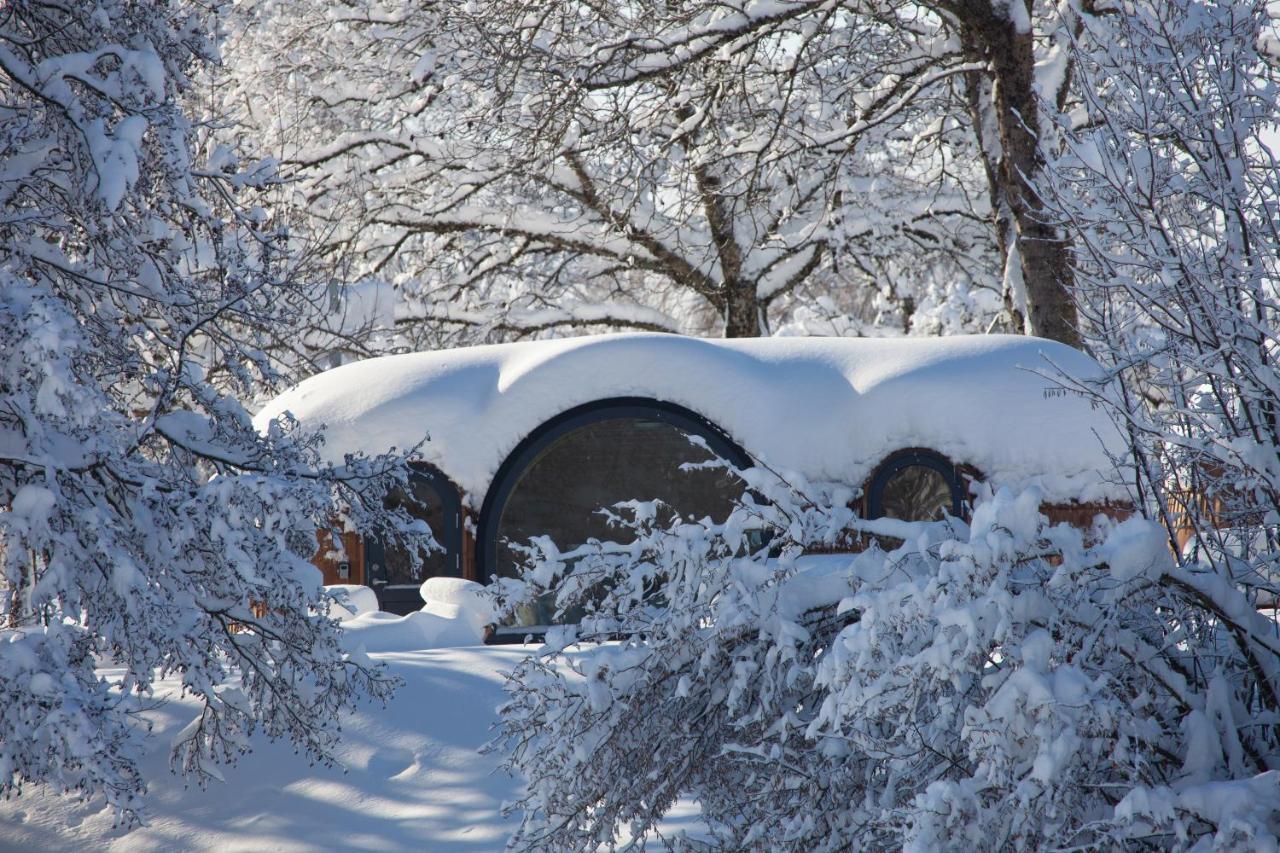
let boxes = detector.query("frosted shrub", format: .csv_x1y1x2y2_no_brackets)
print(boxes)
495,478,1280,850
0,0,423,824
1043,0,1280,595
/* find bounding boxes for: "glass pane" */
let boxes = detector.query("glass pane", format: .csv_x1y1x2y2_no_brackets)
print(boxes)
880,465,955,522
495,417,741,626
366,475,450,588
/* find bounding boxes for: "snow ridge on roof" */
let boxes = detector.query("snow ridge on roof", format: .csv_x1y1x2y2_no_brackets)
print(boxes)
255,333,1127,504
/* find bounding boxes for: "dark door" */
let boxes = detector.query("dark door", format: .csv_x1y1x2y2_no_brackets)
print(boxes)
364,465,462,615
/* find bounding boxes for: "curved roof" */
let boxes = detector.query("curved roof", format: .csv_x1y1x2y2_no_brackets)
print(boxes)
255,333,1128,505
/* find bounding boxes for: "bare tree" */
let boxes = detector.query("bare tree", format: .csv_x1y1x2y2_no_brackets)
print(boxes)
553,0,1117,346
223,0,999,340
944,0,1083,345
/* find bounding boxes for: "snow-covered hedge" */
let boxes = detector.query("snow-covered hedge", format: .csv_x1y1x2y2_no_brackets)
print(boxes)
493,478,1280,850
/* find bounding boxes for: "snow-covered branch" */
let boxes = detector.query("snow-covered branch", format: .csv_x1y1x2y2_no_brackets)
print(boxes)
494,479,1280,849
0,0,423,823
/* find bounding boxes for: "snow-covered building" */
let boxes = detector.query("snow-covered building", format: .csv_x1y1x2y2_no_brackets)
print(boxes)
256,333,1130,622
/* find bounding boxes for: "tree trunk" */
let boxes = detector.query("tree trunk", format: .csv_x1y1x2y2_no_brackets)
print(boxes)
723,286,764,337
961,4,1081,347
964,70,1025,334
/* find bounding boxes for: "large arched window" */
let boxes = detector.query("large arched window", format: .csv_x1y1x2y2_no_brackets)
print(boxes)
363,463,462,615
478,398,750,631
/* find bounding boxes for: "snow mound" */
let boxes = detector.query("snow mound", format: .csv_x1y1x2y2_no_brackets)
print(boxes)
420,578,497,636
255,333,1126,505
326,584,380,620
338,580,496,652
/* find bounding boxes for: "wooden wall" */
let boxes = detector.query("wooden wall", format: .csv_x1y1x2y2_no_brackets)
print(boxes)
312,528,366,587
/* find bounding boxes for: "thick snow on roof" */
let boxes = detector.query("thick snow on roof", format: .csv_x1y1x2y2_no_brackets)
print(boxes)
256,333,1127,504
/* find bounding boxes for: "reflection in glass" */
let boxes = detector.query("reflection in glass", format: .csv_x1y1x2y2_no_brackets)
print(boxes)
879,464,956,522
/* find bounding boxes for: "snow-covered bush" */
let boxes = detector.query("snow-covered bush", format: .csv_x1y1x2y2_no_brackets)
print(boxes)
1044,0,1280,572
494,477,1280,850
0,0,423,823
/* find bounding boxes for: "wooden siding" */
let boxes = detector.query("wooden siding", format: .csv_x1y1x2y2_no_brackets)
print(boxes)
1041,501,1134,531
312,528,366,587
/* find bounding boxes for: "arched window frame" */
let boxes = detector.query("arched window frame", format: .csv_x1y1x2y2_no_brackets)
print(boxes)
865,448,976,522
475,397,751,583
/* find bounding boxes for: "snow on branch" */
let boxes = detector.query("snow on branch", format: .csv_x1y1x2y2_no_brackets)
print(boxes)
493,475,1280,850
219,0,998,339
0,0,425,824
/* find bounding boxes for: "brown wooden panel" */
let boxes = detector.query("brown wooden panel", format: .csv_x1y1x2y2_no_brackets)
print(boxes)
312,527,365,587
1041,501,1134,530
814,499,1137,556
1168,492,1262,551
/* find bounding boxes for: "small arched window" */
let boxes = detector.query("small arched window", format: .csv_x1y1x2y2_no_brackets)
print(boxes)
478,398,750,631
364,463,462,615
866,449,968,523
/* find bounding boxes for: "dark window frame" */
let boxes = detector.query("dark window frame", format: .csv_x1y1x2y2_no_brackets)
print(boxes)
364,461,463,615
865,448,969,521
475,397,751,587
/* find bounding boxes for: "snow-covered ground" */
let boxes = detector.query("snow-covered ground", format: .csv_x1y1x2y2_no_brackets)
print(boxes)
0,583,705,852
0,646,524,852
